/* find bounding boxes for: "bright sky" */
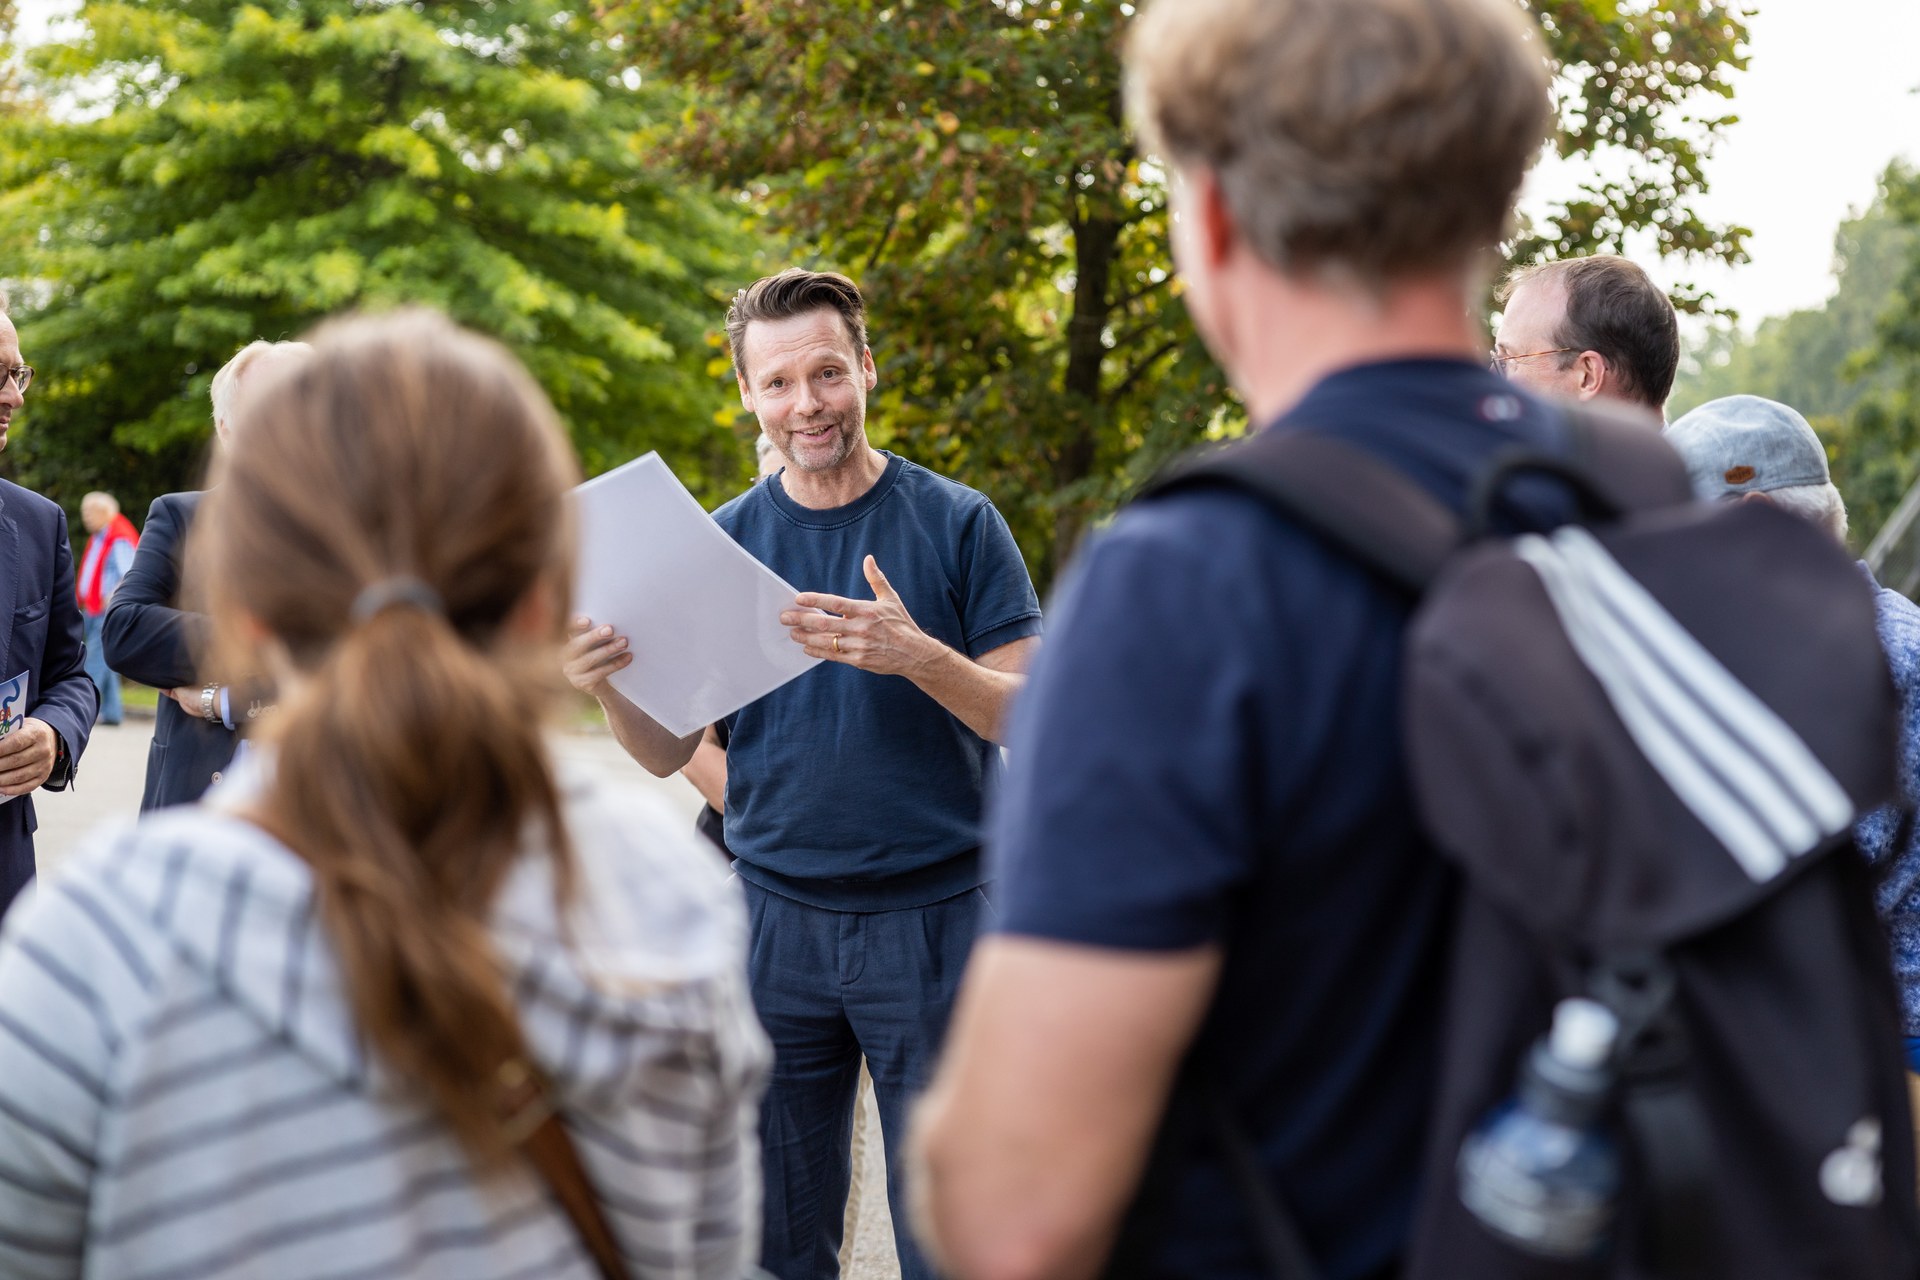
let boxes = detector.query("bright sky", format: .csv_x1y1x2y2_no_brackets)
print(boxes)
10,0,1919,330
1523,0,1920,328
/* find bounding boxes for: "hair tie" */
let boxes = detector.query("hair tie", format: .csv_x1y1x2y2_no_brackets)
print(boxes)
350,575,445,624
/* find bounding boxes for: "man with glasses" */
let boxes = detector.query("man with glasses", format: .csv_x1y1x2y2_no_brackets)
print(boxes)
1491,254,1679,420
0,292,97,912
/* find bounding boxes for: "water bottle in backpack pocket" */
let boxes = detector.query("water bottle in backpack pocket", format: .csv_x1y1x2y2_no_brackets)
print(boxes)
1459,999,1623,1261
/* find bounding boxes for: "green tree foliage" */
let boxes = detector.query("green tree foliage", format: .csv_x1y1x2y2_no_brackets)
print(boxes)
1838,164,1920,550
0,3,23,109
1670,165,1919,549
0,0,752,520
1518,1,1752,306
621,0,1751,587
629,0,1195,587
1674,178,1914,421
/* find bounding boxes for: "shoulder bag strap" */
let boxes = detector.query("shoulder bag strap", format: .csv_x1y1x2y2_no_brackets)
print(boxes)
500,1060,633,1280
1205,1095,1327,1280
1140,430,1465,594
1105,1068,1326,1280
1591,956,1715,1277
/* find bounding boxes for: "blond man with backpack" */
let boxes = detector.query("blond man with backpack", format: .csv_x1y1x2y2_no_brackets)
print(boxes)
913,2,1919,1278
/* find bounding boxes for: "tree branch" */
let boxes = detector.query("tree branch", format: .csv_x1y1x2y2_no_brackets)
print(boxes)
863,203,902,273
1106,337,1180,404
1109,273,1172,313
1107,315,1165,353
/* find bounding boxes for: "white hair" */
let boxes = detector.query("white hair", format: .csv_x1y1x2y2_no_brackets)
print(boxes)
210,339,313,430
753,432,785,480
1760,482,1849,543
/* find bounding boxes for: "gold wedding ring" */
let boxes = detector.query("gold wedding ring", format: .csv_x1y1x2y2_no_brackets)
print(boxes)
832,634,841,654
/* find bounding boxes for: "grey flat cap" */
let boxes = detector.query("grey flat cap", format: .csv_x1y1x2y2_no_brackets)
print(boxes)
1664,394,1831,501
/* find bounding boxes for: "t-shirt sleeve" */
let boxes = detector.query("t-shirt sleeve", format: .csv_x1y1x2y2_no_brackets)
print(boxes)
958,500,1042,658
988,501,1301,950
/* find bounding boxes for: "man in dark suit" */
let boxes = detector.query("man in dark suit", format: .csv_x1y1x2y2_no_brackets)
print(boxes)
0,298,97,909
104,340,308,810
103,488,236,809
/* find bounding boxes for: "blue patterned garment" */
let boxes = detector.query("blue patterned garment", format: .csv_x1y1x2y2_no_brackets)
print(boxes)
1853,563,1920,1036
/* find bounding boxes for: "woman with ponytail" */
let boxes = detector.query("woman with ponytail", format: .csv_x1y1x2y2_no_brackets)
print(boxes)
0,310,769,1279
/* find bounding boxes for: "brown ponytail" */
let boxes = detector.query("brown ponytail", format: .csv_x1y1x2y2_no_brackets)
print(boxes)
191,310,582,1169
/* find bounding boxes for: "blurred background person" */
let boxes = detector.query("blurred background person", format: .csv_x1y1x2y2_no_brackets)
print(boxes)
0,310,769,1280
74,491,137,726
754,429,781,481
104,339,309,809
1666,393,1920,1069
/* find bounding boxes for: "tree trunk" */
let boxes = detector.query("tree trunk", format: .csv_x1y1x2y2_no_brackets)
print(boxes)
1049,211,1120,580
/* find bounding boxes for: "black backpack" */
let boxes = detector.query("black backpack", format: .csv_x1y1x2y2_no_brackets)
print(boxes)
1131,403,1920,1280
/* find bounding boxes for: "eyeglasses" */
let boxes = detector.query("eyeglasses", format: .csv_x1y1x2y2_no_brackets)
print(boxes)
1489,348,1575,374
1,366,33,393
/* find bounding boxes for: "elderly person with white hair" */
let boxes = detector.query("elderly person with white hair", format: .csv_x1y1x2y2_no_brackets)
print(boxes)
1667,393,1920,1069
76,492,138,725
103,339,311,809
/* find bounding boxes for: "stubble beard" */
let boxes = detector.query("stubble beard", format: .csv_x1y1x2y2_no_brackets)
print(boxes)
781,410,862,474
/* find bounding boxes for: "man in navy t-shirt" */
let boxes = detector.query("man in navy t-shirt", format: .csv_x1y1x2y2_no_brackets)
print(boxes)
909,1,1558,1277
564,269,1041,1280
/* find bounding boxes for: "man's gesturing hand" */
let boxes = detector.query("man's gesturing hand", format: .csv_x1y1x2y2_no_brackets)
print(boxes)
564,616,631,697
0,718,59,797
784,556,942,677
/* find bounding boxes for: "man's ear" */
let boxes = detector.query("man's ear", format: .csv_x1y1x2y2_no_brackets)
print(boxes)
736,374,754,414
861,345,877,392
1194,168,1237,270
1573,350,1608,399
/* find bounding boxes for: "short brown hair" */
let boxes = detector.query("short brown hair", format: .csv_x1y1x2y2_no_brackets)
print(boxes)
1127,0,1551,285
1500,256,1681,408
725,268,868,377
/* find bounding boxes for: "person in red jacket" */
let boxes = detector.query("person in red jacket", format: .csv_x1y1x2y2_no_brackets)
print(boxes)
76,492,137,725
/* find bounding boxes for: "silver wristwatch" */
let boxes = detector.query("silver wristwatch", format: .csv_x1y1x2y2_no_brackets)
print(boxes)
199,682,221,725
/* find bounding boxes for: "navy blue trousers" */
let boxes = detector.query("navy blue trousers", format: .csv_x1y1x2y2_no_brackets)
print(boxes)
742,879,991,1280
0,790,36,919
0,841,30,919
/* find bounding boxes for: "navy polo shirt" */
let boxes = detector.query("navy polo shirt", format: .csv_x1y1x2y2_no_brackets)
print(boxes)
714,452,1042,912
988,359,1573,1279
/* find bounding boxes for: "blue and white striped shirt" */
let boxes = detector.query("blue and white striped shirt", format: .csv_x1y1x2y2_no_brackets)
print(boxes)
0,757,769,1279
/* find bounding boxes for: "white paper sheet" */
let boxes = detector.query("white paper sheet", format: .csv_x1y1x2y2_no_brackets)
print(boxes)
572,454,820,738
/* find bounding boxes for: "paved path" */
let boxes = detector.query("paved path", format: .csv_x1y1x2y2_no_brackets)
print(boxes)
33,719,719,871
32,717,151,873
30,716,903,1280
